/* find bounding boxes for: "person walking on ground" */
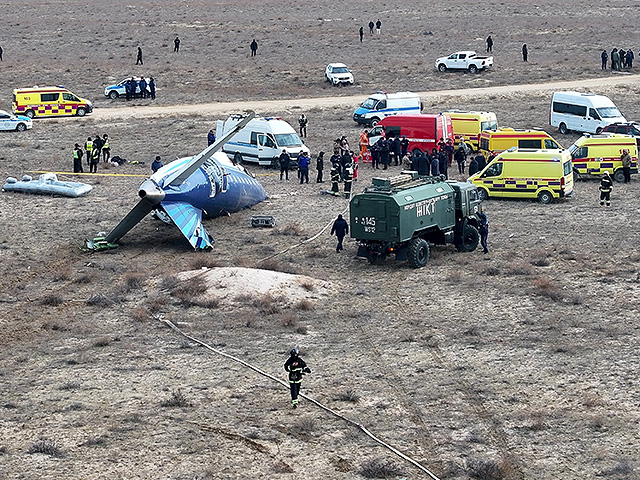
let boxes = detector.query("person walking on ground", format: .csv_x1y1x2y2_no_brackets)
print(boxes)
486,35,493,53
316,151,324,183
250,39,258,57
174,36,180,53
284,348,311,408
599,171,613,206
84,137,93,167
149,77,156,100
601,49,608,70
375,19,381,34
0,45,3,61
207,129,216,146
368,20,374,34
73,144,84,173
621,149,632,183
152,155,163,173
331,214,349,252
298,114,308,138
359,26,364,42
279,149,290,180
136,46,143,65
102,134,110,163
298,151,310,184
478,212,489,254
522,43,528,62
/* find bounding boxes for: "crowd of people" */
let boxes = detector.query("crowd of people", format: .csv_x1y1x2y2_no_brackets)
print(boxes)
72,134,111,173
601,48,635,70
123,76,156,101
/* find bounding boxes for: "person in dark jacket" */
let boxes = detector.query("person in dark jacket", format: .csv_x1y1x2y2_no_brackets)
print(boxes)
174,36,181,53
486,35,493,52
620,149,632,183
331,214,349,252
375,19,381,34
316,151,324,183
522,43,528,62
468,156,480,176
445,138,455,166
207,129,216,146
343,163,353,198
298,151,310,184
430,148,439,176
392,136,402,166
438,150,448,179
139,77,147,98
454,145,466,174
330,164,340,196
330,151,342,179
250,39,258,57
379,138,390,169
601,49,608,70
368,20,375,34
149,77,156,100
417,151,429,175
73,144,83,173
478,212,489,254
475,152,486,172
359,26,364,42
279,149,290,180
599,171,613,206
370,139,380,169
284,348,311,408
152,155,163,173
136,46,143,65
400,135,409,159
626,49,634,69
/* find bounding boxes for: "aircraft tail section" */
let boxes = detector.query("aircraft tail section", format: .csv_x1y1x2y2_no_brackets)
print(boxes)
161,201,213,251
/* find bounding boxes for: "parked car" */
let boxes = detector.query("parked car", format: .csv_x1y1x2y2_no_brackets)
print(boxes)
601,122,640,136
104,77,151,99
0,109,32,131
435,51,493,73
325,63,354,86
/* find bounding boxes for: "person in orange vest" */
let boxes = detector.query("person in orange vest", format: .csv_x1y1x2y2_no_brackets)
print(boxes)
359,129,369,156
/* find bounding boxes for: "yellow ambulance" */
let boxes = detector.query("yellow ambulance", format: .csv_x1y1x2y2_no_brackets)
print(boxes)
469,148,574,204
568,133,638,182
442,110,498,149
12,86,93,118
479,128,562,157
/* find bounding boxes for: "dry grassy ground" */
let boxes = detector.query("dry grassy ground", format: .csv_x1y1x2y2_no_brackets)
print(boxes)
1,1,640,480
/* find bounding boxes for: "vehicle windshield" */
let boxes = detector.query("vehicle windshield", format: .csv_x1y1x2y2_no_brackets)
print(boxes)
597,107,622,118
361,98,377,109
332,67,349,73
274,133,303,147
481,120,498,131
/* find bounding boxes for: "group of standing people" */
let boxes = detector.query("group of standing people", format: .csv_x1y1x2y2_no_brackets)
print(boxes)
601,48,634,70
124,77,156,101
73,134,111,173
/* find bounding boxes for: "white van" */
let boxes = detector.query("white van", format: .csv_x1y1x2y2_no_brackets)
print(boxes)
550,91,627,135
353,91,422,126
217,115,310,167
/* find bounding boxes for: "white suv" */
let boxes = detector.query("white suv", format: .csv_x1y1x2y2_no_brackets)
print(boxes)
325,63,354,86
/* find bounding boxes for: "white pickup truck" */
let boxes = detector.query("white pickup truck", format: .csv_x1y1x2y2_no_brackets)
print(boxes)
435,51,493,73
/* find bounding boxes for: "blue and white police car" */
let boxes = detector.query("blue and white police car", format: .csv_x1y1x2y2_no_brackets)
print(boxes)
0,109,32,132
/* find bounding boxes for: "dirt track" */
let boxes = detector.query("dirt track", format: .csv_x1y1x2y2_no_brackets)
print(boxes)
91,74,640,120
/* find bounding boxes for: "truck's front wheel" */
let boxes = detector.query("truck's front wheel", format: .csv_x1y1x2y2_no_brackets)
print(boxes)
408,238,430,268
438,64,447,72
455,224,479,252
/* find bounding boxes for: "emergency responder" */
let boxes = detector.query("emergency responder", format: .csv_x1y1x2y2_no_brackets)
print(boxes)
438,149,448,179
478,212,489,254
316,151,324,183
331,214,349,252
84,137,93,166
343,162,353,198
298,151,310,184
392,136,402,166
330,151,342,179
101,134,110,163
89,146,100,173
152,155,163,173
359,129,369,156
379,137,390,169
93,135,103,159
400,135,409,159
330,164,340,196
599,171,613,207
284,348,311,408
73,144,83,173
298,114,308,138
522,43,528,62
430,148,439,176
279,149,290,181
621,149,632,183
370,139,380,169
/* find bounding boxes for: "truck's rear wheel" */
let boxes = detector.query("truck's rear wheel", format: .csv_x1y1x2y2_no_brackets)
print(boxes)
109,90,119,99
478,188,489,201
538,190,553,204
25,109,35,119
559,123,568,134
469,64,478,73
234,152,243,164
456,224,479,252
370,117,381,127
408,238,430,268
613,169,625,183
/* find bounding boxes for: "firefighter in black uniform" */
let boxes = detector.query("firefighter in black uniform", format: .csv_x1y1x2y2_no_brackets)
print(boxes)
599,171,613,207
330,164,341,196
284,348,311,408
73,144,83,173
343,162,353,198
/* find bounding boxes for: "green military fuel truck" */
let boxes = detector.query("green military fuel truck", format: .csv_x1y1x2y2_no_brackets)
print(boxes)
350,172,484,267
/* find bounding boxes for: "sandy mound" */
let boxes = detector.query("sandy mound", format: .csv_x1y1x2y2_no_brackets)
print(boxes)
177,267,331,306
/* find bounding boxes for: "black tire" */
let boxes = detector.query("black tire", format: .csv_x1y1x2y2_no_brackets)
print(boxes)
408,238,430,268
76,107,87,117
16,123,27,132
538,190,553,204
108,90,119,99
478,188,489,201
370,117,381,127
456,223,479,252
25,109,35,119
469,64,478,74
559,123,568,135
595,127,603,134
613,169,625,183
438,63,447,72
234,152,243,164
